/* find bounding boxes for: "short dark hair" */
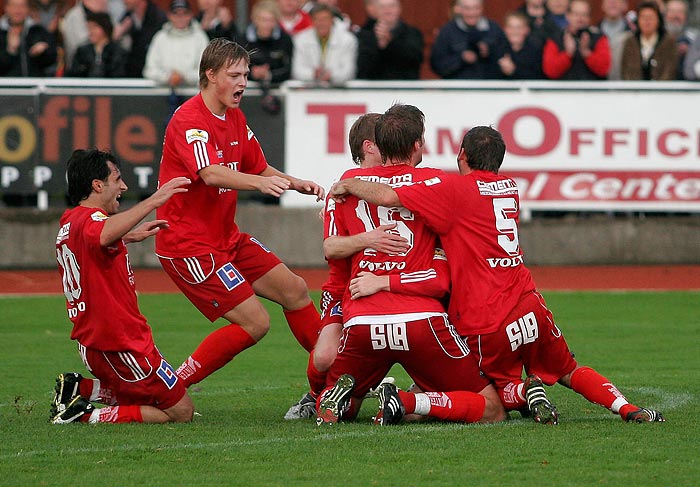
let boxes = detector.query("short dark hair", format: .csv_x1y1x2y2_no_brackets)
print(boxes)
375,104,424,164
86,12,113,39
199,38,250,89
349,113,381,165
461,126,506,173
66,149,120,206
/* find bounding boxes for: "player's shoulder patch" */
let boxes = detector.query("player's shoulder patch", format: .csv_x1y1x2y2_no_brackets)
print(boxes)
185,128,209,144
424,176,442,186
433,247,447,260
90,210,109,222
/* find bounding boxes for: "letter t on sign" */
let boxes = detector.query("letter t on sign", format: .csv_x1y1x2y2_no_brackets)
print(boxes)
306,104,366,154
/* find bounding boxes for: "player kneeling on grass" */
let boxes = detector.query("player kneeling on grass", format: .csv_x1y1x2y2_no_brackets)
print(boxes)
51,149,195,424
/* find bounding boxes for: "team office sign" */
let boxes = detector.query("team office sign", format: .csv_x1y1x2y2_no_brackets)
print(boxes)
282,85,700,213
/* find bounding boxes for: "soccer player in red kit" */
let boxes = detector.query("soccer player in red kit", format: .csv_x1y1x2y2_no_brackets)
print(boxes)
52,149,194,424
331,125,665,424
317,105,506,426
155,38,324,389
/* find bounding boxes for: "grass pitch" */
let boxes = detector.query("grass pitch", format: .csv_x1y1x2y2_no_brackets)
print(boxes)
1,291,698,486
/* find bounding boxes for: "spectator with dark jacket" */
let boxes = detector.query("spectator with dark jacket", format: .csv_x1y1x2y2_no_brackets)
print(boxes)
431,0,507,79
356,0,423,80
0,0,57,77
496,11,545,79
516,0,560,45
542,0,610,80
67,11,127,77
621,0,678,80
113,0,167,78
243,0,293,85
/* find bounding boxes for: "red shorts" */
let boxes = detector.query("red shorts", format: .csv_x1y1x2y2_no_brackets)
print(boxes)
78,342,186,410
466,290,577,390
319,294,343,330
327,315,490,398
158,233,282,321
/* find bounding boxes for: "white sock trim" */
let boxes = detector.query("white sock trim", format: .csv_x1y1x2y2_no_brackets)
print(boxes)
414,393,431,416
611,397,628,414
90,379,101,402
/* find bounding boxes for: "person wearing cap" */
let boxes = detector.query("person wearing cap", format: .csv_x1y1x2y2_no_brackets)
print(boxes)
67,11,128,77
143,0,209,87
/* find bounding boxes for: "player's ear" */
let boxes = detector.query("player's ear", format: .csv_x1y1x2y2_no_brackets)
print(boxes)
206,68,217,84
91,179,104,193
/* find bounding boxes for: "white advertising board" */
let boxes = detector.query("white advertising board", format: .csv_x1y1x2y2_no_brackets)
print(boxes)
282,82,700,212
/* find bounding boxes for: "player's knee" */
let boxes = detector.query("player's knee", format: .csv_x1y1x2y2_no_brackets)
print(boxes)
313,344,337,371
280,274,311,309
245,309,271,340
167,395,195,423
481,397,507,423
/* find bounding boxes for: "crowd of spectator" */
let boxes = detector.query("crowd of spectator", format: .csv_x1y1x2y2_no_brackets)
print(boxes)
2,0,700,82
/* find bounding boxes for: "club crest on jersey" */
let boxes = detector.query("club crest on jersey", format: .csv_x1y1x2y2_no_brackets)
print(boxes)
433,248,447,260
90,211,108,221
185,129,209,144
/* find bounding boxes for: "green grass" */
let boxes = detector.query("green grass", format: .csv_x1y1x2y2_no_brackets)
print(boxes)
1,291,698,486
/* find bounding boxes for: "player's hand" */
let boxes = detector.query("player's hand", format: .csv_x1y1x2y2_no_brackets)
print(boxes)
349,272,390,299
125,220,170,243
329,180,350,202
363,223,410,255
291,178,325,201
258,175,291,197
150,176,190,207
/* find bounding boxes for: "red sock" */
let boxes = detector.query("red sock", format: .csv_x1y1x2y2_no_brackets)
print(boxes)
400,391,486,423
78,378,96,400
398,390,417,413
84,405,144,423
284,302,321,353
306,351,327,396
499,381,526,411
176,324,257,387
570,366,631,414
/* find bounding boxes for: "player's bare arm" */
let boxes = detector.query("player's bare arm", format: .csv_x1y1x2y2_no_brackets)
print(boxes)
101,177,190,247
123,220,170,244
323,223,410,260
330,178,399,207
261,166,325,201
199,164,290,196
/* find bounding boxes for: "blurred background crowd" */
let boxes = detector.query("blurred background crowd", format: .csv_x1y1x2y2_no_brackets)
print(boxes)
2,0,700,86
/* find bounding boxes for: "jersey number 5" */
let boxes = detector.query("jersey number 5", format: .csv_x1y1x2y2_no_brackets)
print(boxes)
493,197,519,256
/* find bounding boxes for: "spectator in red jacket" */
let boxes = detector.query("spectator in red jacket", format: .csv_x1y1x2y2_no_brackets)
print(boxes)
542,0,611,80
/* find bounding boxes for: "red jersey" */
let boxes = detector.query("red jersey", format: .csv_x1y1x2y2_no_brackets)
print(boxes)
333,165,446,326
396,170,536,335
155,93,268,257
320,194,350,324
55,205,154,354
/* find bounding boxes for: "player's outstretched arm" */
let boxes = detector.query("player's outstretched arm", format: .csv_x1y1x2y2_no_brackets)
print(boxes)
324,223,410,260
260,166,325,201
330,178,399,207
199,165,291,196
101,177,190,246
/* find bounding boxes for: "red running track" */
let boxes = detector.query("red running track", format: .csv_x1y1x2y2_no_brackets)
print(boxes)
1,266,699,295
